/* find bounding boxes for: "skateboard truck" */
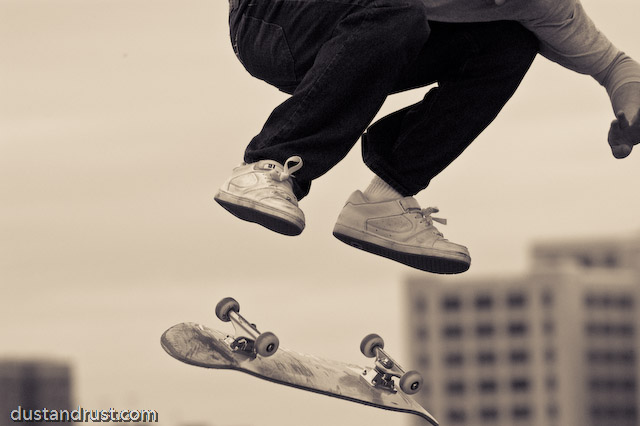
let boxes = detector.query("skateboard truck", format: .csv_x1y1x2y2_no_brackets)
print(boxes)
215,297,279,357
360,333,423,395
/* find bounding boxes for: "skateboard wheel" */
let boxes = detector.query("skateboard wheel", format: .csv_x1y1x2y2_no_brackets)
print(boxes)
215,297,240,322
255,331,279,357
360,333,384,358
399,370,423,395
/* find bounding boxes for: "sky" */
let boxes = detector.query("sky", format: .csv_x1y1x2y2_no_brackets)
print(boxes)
1,0,640,425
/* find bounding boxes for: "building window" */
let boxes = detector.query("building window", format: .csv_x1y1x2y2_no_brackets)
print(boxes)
589,378,608,391
585,295,627,309
603,253,619,268
547,404,559,419
478,379,498,394
586,322,635,337
479,407,499,422
442,325,464,339
477,351,497,366
511,377,531,392
414,298,427,313
624,407,637,420
618,324,635,336
543,320,555,335
544,348,556,363
444,352,465,367
591,406,638,421
442,296,462,311
418,355,430,369
578,254,594,267
509,349,530,364
447,409,467,423
589,378,637,392
507,292,527,309
508,322,528,337
546,376,558,391
541,291,553,307
590,406,604,418
585,322,604,335
417,326,429,340
475,294,494,310
476,323,495,338
618,296,634,309
512,405,532,421
588,350,635,364
446,380,466,395
587,351,606,363
622,379,637,392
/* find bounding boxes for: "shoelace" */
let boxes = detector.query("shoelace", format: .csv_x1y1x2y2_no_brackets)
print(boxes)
268,156,303,181
410,207,447,236
262,156,303,202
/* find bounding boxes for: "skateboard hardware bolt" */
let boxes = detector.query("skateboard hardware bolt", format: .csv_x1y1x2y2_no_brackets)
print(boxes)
380,357,394,369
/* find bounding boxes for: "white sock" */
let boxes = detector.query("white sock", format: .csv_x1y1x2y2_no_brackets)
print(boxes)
363,175,403,202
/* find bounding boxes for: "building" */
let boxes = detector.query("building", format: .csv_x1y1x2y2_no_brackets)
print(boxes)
405,234,640,426
0,359,73,426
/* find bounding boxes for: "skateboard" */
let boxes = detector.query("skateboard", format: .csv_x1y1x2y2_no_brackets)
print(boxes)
161,297,438,425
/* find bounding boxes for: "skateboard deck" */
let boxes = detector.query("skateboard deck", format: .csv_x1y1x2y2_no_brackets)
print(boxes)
161,322,438,425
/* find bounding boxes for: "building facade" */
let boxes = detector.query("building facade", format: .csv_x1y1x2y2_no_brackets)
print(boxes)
406,235,640,426
0,359,73,426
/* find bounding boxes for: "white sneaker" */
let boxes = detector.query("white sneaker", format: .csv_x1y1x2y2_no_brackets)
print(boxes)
333,191,470,273
214,156,305,236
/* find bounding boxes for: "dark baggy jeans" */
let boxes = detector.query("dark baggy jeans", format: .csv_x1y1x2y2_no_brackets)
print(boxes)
228,0,539,199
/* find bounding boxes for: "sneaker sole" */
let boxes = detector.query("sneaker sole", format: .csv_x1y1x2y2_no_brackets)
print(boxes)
333,226,470,274
214,191,304,236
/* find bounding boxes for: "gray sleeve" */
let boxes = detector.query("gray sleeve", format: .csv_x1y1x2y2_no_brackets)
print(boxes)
526,0,620,76
594,53,640,101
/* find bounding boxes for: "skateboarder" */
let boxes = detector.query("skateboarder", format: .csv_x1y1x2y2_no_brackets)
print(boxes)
215,0,640,273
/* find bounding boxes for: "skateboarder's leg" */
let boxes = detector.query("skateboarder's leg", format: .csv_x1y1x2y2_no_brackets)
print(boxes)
364,21,539,195
333,21,538,272
216,0,431,235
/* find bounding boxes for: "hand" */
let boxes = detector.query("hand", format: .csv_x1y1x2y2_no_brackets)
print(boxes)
608,108,640,159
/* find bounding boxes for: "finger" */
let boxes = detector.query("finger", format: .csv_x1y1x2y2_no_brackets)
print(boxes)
611,144,633,159
608,119,623,146
632,107,640,126
616,112,630,129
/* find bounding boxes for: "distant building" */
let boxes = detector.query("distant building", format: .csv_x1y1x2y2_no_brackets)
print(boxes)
405,234,640,426
531,234,640,273
0,359,73,426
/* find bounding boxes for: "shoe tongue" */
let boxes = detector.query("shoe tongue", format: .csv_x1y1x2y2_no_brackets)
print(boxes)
256,160,284,172
399,197,421,211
